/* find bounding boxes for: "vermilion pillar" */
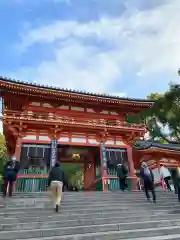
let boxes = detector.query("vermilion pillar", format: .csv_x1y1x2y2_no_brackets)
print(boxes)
84,154,96,190
13,136,22,193
156,156,160,169
127,146,137,190
14,136,22,161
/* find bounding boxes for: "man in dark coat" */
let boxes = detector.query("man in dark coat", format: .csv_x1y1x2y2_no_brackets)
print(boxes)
140,162,156,204
2,156,20,197
47,162,68,212
116,163,128,191
172,167,180,202
171,169,177,194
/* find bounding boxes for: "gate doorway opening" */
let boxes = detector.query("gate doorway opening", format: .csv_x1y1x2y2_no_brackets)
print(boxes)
18,143,100,192
61,163,84,191
57,144,100,191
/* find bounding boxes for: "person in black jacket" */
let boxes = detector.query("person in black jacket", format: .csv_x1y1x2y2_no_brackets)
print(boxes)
172,167,180,202
116,163,128,191
140,162,156,204
47,162,67,212
2,157,20,197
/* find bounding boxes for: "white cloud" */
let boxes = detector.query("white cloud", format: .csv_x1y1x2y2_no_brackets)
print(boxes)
14,39,122,93
16,0,180,94
109,92,127,97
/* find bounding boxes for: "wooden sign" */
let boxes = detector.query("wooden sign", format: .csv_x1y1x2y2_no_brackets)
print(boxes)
100,142,107,168
51,140,57,167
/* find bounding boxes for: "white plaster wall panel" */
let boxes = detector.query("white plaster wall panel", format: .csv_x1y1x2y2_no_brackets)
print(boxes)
105,140,115,145
39,136,51,141
110,111,118,115
87,108,95,112
42,103,52,108
169,159,177,163
100,110,109,114
71,106,84,111
31,102,40,106
88,139,99,144
48,113,54,119
59,105,69,109
71,138,86,143
58,137,69,142
23,135,36,140
27,111,33,116
116,120,122,125
116,140,126,145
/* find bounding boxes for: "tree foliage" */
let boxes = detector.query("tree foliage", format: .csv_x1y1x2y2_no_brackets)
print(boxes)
147,93,164,101
0,134,8,174
127,83,180,143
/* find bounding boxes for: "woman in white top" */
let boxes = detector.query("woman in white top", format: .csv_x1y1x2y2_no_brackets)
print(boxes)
159,164,172,191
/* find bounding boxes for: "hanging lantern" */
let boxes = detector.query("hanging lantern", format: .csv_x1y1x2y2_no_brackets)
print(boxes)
72,153,80,159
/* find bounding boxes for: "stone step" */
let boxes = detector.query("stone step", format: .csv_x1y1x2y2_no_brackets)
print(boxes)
11,190,167,194
3,195,178,203
2,191,174,198
127,235,180,240
1,204,180,217
13,235,180,240
1,209,174,224
11,227,180,240
8,191,167,194
1,194,178,205
1,214,180,231
1,192,179,239
1,219,180,239
126,236,180,240
4,197,177,203
2,200,179,210
4,200,176,207
1,206,179,219
2,195,177,201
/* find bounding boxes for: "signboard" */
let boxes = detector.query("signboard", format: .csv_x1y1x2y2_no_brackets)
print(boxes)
100,142,107,168
50,140,57,167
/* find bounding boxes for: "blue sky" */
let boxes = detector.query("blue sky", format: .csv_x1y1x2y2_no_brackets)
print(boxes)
0,0,180,100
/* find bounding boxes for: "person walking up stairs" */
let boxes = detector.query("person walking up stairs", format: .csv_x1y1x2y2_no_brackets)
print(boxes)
160,164,172,191
47,162,67,212
140,162,156,204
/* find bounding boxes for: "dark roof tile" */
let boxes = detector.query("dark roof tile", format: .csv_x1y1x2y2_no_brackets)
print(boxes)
0,76,154,103
135,140,180,151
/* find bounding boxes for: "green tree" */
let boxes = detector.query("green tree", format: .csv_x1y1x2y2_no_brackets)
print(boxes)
0,134,8,174
147,93,164,101
127,83,180,143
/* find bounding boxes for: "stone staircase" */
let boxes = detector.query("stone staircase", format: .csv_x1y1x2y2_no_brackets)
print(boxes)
1,191,180,239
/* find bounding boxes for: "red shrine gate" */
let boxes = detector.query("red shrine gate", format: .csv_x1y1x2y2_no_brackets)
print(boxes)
0,77,153,191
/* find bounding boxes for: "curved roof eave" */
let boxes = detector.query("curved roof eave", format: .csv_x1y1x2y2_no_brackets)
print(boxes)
134,140,180,152
0,76,154,105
